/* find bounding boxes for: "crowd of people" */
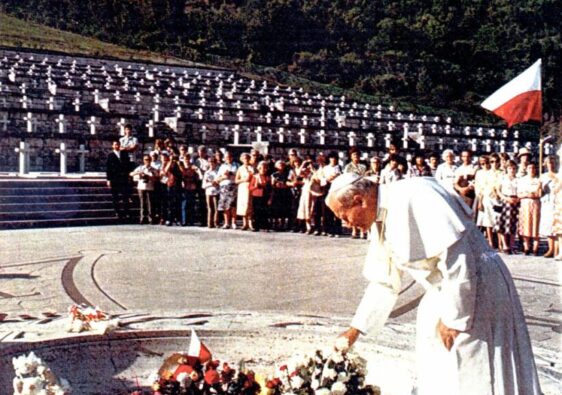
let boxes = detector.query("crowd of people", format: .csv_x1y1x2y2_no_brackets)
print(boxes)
106,125,562,260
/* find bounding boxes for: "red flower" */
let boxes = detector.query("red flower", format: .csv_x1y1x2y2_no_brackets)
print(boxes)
279,365,288,371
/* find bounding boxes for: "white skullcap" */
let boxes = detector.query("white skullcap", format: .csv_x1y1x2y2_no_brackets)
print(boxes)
329,173,363,194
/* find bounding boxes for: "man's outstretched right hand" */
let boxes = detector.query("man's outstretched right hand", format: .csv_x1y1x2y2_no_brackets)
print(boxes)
335,327,361,351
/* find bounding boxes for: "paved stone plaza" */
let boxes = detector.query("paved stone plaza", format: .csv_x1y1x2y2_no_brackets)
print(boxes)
0,225,561,393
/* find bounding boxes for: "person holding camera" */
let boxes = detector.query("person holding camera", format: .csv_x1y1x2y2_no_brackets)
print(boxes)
130,154,158,224
216,151,239,229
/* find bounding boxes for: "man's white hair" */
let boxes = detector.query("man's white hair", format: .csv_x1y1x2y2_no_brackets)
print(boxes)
442,149,455,161
328,173,376,208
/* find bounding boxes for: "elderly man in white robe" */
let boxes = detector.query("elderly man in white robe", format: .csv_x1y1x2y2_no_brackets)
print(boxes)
326,173,542,395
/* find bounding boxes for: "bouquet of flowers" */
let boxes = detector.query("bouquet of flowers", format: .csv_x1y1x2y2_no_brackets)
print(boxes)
65,304,119,334
12,352,71,395
264,348,380,395
143,358,261,395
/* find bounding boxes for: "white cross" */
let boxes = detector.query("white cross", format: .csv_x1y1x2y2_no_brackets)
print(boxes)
302,115,308,126
265,113,272,124
201,125,207,142
233,125,240,145
438,138,444,151
20,95,30,109
384,133,392,148
237,110,244,123
199,97,207,107
488,129,495,138
74,144,89,173
477,127,484,137
15,141,30,175
499,140,506,153
117,118,126,136
387,121,395,131
56,114,66,133
87,116,97,135
277,128,285,143
512,141,519,154
94,89,100,104
255,127,263,143
195,108,204,120
19,83,27,95
367,133,375,148
317,130,326,145
431,124,437,134
174,106,182,118
445,125,451,134
113,90,121,101
284,114,290,125
134,92,141,102
173,95,180,105
299,129,306,144
216,109,224,121
23,112,36,133
418,135,426,150
146,119,155,138
348,131,356,147
0,113,10,131
453,139,459,151
153,105,160,122
484,139,492,153
470,139,478,152
464,126,471,136
55,142,68,175
47,80,56,95
402,123,409,149
73,97,80,112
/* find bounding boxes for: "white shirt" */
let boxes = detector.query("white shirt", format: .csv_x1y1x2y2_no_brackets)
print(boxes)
132,165,157,191
435,162,458,188
202,169,220,196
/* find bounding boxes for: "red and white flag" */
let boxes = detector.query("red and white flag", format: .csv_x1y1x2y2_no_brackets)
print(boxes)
187,329,212,363
481,59,542,127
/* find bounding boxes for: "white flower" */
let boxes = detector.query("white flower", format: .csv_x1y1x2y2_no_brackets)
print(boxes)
291,375,305,389
330,381,347,395
322,367,337,381
315,389,330,395
311,379,320,390
337,372,349,383
334,337,350,352
330,352,344,364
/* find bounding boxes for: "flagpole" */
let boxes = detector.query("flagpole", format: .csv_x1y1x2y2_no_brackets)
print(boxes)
539,128,544,175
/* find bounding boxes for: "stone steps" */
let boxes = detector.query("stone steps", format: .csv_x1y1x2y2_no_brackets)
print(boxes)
0,177,138,229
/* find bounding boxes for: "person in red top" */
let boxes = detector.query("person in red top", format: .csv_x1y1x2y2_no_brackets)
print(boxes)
250,161,273,232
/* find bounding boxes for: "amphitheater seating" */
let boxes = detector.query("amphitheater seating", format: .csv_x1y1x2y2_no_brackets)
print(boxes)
0,48,547,175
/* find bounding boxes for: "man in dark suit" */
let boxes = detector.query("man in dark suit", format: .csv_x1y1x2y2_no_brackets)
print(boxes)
106,141,131,219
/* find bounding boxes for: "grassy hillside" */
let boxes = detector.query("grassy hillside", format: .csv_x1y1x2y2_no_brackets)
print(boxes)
0,12,197,67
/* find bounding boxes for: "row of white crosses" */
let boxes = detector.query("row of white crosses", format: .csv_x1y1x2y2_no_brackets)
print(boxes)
14,141,89,175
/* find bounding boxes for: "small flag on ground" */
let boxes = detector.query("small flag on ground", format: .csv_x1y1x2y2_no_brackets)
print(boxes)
188,328,212,363
481,59,542,127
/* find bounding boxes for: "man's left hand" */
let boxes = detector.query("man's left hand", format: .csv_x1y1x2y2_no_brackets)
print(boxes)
438,319,460,351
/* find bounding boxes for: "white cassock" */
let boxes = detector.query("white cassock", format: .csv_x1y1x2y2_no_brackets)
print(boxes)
351,177,542,395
